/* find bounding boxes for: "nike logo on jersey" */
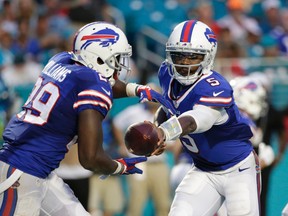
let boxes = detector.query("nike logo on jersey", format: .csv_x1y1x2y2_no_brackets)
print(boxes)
213,90,224,97
238,167,250,172
101,87,111,96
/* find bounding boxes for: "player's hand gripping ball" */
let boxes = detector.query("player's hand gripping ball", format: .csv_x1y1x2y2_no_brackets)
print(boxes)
124,121,159,156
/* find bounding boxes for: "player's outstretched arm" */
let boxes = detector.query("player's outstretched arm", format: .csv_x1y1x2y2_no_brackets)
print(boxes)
152,105,224,155
113,80,176,115
77,109,146,175
78,109,115,174
126,82,176,115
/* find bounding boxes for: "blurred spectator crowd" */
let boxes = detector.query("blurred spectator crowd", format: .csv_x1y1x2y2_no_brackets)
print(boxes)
0,0,287,62
1,0,288,77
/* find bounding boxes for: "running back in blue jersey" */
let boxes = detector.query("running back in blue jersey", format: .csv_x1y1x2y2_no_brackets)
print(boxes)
0,52,113,178
158,62,253,171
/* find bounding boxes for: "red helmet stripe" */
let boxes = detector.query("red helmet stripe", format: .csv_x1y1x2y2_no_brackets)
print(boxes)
81,35,116,41
180,20,196,42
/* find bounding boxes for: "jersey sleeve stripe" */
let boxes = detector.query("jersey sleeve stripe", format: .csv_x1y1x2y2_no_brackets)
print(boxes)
199,96,232,104
73,100,110,110
78,90,112,108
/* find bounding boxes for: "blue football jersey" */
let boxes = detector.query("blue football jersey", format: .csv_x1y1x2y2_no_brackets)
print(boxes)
158,63,253,171
0,52,113,178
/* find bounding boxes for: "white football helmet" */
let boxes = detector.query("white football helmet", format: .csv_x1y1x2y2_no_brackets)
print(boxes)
72,22,132,86
230,77,268,120
166,20,217,85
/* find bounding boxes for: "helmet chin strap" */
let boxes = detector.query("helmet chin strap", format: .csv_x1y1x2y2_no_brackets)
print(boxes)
71,52,84,65
109,77,115,86
108,71,119,87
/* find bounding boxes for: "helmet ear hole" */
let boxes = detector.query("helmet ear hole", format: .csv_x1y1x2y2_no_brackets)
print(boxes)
97,57,104,65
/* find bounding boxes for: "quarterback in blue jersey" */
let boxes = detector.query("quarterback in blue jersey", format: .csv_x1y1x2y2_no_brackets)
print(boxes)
152,20,262,216
0,22,171,216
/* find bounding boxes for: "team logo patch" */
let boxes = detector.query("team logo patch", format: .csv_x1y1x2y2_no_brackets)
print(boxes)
243,82,258,91
80,28,119,49
204,28,217,45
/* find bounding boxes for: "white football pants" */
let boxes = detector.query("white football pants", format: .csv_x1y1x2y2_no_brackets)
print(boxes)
0,161,89,216
169,151,261,216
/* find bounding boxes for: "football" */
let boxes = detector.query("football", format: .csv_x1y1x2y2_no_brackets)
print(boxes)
124,121,159,156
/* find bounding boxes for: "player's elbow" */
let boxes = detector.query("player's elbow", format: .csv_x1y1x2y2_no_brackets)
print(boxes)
79,155,95,171
78,150,97,169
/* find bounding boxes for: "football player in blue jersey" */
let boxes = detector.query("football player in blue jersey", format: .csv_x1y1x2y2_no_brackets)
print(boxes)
229,76,275,216
0,22,173,216
151,20,261,216
231,76,274,170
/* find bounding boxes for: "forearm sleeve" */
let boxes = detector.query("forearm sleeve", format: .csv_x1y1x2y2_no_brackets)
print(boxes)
179,105,227,133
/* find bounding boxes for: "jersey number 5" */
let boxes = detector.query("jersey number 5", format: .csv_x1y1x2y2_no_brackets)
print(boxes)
17,77,60,125
206,78,220,86
181,135,199,153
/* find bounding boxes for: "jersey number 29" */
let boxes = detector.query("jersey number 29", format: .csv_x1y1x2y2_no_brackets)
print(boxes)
17,77,60,125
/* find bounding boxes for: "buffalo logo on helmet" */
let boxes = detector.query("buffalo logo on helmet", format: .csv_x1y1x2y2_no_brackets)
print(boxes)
80,28,119,49
243,82,258,91
204,28,217,45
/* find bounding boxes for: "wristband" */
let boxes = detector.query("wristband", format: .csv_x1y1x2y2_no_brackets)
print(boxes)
112,160,126,175
159,116,182,141
126,83,141,97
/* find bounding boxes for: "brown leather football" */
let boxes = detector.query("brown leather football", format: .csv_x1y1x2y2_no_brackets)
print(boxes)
124,121,159,156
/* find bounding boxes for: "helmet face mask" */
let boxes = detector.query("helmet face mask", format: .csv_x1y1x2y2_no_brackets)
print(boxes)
72,22,132,86
166,20,217,85
167,51,205,85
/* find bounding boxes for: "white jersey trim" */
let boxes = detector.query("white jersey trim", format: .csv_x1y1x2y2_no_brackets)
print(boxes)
78,90,112,108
